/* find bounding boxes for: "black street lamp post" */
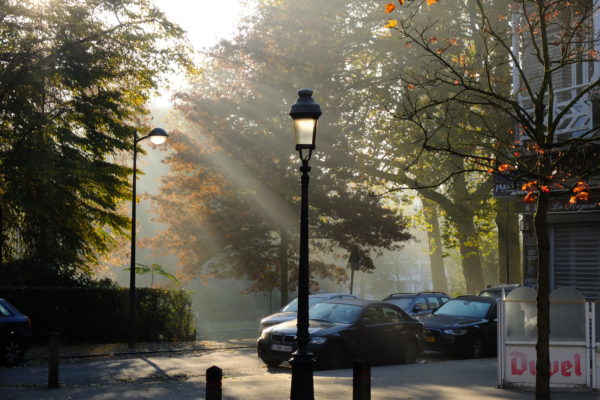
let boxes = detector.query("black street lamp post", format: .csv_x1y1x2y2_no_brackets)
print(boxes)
288,89,321,400
128,127,168,350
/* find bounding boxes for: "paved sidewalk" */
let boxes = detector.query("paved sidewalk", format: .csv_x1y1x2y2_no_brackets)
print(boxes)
1,346,598,399
23,338,257,363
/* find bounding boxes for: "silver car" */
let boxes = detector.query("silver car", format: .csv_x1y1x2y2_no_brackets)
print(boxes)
259,293,358,332
477,284,521,299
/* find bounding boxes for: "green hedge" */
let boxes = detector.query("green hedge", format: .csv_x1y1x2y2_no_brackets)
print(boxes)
0,287,196,344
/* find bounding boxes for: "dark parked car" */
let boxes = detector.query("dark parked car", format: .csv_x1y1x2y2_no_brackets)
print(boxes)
420,295,497,359
0,298,32,366
257,298,424,369
382,292,450,317
259,293,358,331
478,284,521,298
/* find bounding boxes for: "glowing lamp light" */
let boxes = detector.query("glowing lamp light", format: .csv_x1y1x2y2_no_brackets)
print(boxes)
148,127,168,145
293,118,318,148
289,89,322,152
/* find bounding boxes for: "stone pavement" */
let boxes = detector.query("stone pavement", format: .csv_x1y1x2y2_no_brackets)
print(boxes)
1,345,598,399
22,338,258,363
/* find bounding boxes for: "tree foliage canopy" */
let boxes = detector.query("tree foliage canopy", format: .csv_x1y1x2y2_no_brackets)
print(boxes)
0,0,190,285
304,0,512,293
149,0,413,293
384,0,600,397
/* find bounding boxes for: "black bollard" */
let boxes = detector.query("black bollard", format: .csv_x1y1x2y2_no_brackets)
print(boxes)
48,331,60,389
352,361,371,400
206,365,222,400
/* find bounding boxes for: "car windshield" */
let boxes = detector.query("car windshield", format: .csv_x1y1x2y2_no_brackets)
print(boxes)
281,296,328,312
309,302,361,324
434,299,491,318
384,297,413,311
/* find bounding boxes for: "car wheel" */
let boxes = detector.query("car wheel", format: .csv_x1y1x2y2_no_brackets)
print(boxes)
2,338,24,367
326,343,346,370
469,335,484,359
400,340,419,364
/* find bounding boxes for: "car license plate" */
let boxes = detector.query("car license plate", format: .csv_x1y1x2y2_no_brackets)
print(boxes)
425,337,435,343
271,344,292,352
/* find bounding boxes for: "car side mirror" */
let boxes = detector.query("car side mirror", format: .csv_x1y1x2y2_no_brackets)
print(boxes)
360,318,370,327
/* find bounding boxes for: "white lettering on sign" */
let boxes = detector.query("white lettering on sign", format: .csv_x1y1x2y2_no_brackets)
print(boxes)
550,200,600,212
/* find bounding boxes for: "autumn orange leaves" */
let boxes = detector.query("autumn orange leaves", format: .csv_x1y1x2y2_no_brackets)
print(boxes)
384,0,440,29
384,19,398,28
487,161,594,206
487,160,594,205
383,1,398,28
385,0,439,11
571,181,591,204
519,181,590,204
521,181,551,204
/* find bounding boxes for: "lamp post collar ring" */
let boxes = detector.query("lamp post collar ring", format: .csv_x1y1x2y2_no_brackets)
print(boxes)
299,161,311,174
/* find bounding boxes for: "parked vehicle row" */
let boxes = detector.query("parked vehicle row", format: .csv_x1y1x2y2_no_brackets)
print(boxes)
257,298,423,369
257,289,502,368
382,291,450,317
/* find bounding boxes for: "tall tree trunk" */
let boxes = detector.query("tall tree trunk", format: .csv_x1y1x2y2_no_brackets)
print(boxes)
279,229,289,307
534,194,551,400
496,197,522,284
422,199,447,292
450,171,485,294
415,173,487,294
453,213,485,294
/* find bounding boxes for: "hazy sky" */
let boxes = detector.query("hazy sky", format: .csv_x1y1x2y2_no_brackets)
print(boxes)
152,0,246,107
137,1,248,261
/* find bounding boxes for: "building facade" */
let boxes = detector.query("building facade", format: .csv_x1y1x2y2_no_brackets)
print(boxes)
510,0,600,300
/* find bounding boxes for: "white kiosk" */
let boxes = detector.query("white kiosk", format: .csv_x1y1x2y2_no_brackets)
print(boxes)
498,287,596,389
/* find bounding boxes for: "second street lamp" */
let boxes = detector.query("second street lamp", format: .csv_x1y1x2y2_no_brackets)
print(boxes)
128,127,168,350
288,89,322,400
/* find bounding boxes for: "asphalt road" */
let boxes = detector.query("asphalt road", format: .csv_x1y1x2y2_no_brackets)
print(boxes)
1,347,598,399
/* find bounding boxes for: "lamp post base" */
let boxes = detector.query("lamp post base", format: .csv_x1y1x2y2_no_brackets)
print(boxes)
289,349,315,400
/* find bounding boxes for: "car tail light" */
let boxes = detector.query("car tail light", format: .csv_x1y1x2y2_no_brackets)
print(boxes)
26,316,32,328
